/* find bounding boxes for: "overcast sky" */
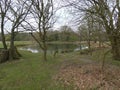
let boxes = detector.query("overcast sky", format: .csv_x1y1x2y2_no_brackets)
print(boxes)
1,0,77,33
53,0,76,30
54,8,72,29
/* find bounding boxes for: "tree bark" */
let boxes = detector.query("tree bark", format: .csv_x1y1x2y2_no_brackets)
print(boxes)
1,16,7,50
9,46,15,60
110,35,120,61
9,46,21,60
9,29,15,60
43,49,47,61
43,38,47,61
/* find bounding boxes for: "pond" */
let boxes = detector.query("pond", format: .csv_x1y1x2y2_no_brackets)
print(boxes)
19,43,88,53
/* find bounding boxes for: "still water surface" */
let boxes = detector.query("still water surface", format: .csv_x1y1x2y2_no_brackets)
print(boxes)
20,44,88,53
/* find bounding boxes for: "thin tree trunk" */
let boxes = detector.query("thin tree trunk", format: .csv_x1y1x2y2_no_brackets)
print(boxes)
79,34,82,50
43,39,47,61
88,40,91,50
43,49,47,61
99,36,102,48
1,17,7,49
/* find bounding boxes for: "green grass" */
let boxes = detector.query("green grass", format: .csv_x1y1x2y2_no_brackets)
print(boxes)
0,50,77,90
0,41,120,90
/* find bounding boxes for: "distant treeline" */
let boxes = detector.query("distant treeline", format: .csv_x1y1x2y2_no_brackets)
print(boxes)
0,29,108,42
47,30,79,42
0,33,32,41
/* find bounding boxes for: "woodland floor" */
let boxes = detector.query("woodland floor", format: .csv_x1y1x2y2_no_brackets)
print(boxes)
53,55,120,90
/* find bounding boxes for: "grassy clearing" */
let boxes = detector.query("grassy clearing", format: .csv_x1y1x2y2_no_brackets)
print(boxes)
0,50,84,90
0,42,120,90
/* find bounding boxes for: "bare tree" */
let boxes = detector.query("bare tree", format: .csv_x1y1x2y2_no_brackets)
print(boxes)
23,0,54,61
7,0,32,60
64,0,120,60
0,0,11,49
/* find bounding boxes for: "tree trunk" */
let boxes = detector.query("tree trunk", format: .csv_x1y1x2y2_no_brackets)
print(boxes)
43,39,47,61
9,46,21,60
9,46,15,60
87,40,92,55
98,36,102,48
43,49,47,61
110,35,120,61
1,17,7,50
1,30,7,49
9,29,15,60
9,29,21,60
88,40,91,50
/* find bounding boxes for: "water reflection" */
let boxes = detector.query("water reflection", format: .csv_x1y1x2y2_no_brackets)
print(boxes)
74,46,88,51
20,48,39,53
20,44,88,53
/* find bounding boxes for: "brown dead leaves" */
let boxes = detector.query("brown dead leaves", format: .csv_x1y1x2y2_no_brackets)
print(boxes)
54,63,120,90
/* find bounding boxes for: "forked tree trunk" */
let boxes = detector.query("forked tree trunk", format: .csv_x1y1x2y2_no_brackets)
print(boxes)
9,30,21,60
9,46,21,60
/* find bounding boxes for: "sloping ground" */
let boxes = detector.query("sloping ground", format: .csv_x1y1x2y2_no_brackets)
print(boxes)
54,63,120,90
